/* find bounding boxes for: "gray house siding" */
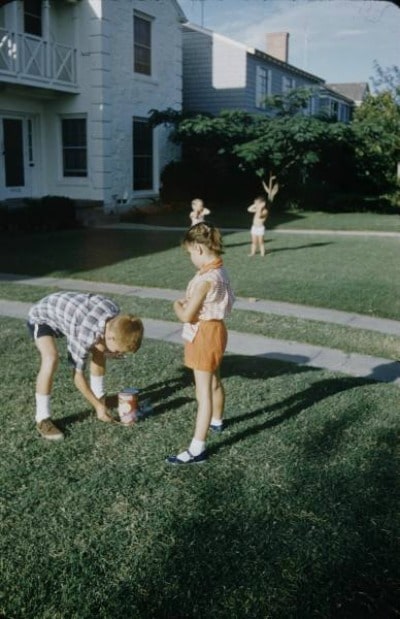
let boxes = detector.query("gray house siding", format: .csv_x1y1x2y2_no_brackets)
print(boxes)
182,23,354,122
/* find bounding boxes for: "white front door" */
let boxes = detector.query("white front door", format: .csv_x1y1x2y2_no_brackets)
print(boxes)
0,116,34,200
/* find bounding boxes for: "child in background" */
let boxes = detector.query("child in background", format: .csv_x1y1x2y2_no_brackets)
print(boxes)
27,292,144,440
167,222,235,465
247,195,269,256
189,198,211,226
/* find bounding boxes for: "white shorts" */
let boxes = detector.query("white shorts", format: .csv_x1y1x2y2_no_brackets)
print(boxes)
251,225,265,237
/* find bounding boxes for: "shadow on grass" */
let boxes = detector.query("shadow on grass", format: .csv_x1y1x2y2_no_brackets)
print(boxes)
208,355,371,458
0,228,184,277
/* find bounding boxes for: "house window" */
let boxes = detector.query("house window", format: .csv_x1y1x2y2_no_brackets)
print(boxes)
133,117,153,190
134,13,152,75
61,118,87,178
255,66,270,109
282,75,295,93
24,0,42,37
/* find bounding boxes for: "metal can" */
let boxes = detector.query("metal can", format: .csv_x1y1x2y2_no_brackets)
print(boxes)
118,388,139,424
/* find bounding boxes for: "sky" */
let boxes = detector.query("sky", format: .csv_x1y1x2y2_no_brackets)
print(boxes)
177,0,400,86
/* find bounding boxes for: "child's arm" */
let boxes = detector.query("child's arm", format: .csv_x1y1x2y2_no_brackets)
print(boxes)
203,207,211,215
247,204,257,213
73,369,111,420
173,280,210,323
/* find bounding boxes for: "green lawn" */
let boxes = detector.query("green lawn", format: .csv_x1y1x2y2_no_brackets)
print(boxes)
1,216,400,618
0,226,398,319
1,317,400,618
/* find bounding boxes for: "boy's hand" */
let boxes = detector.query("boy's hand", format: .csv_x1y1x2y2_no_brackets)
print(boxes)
95,400,114,422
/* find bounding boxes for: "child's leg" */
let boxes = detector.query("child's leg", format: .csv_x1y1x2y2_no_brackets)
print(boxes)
34,335,64,440
210,369,225,426
258,234,265,256
249,233,257,256
193,369,213,442
35,335,59,398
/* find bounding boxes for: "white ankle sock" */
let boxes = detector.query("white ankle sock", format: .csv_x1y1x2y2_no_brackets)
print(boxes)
211,418,223,427
90,375,105,399
189,438,206,456
35,394,51,423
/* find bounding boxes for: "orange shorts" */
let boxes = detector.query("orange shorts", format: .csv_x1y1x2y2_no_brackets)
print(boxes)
184,320,227,372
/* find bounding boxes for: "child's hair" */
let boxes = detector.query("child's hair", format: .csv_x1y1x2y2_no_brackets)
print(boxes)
255,195,267,205
109,315,144,352
183,222,224,255
191,198,204,210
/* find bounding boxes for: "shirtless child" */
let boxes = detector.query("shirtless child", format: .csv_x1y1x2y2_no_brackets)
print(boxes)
247,196,269,256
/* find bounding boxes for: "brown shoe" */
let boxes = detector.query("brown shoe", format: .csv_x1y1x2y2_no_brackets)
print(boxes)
37,419,64,441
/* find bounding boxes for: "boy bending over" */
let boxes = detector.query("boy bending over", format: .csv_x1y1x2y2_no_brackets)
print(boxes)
27,292,144,440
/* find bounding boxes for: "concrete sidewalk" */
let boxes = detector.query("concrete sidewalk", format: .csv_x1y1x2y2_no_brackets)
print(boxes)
1,296,399,385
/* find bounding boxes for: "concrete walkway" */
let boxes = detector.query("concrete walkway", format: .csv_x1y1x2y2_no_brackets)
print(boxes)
0,272,399,385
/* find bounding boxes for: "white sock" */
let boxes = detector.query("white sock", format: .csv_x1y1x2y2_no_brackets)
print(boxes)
211,418,223,427
90,375,105,399
176,438,206,462
189,438,206,456
35,394,51,423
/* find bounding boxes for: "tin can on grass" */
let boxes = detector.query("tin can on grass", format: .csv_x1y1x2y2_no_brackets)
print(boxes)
118,388,139,424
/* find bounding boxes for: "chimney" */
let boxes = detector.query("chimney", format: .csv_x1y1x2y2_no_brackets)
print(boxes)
266,32,289,63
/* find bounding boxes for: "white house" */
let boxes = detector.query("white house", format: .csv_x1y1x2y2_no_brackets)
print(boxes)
182,23,354,123
0,0,186,209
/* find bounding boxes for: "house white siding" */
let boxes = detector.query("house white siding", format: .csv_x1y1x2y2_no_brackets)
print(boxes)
0,0,184,208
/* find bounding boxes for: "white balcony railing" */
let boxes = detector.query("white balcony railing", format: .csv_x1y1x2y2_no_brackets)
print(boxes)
0,29,78,90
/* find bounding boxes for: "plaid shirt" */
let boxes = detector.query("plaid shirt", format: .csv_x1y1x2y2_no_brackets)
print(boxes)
28,292,120,371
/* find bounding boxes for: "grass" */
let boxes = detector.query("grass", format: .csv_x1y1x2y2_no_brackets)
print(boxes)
0,282,398,361
1,317,400,618
1,213,400,617
0,227,398,319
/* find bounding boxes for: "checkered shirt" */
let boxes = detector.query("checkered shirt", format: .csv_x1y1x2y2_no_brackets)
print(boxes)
28,292,120,370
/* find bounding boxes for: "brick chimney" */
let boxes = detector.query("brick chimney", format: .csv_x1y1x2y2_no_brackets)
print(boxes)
266,32,289,63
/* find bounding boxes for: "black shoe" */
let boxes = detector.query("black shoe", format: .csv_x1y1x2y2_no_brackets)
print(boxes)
165,449,208,465
209,422,224,433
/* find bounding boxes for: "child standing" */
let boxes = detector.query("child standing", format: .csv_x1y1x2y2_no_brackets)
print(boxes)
27,291,144,440
167,223,235,465
189,198,211,226
247,195,269,256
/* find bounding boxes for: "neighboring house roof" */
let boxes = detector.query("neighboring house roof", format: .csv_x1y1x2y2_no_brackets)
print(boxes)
183,22,325,84
326,82,370,104
171,0,187,22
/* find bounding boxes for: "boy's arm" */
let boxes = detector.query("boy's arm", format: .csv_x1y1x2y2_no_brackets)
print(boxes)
203,208,211,215
73,369,110,420
247,204,256,213
173,280,210,323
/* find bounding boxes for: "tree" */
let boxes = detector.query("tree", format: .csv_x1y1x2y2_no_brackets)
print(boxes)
352,91,400,190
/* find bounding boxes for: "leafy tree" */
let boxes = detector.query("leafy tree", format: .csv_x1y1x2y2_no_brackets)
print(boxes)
352,91,400,191
370,62,400,103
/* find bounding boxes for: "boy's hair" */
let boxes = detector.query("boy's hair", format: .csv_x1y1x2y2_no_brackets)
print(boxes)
183,222,224,255
109,315,144,352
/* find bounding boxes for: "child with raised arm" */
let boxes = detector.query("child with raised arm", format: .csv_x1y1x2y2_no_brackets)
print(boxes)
189,198,211,226
166,222,235,465
27,292,144,440
247,195,269,256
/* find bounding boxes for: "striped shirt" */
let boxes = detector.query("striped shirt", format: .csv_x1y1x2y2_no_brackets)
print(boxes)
182,259,235,342
28,292,119,370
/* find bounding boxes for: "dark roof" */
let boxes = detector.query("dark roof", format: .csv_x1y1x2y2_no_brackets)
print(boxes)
326,82,370,102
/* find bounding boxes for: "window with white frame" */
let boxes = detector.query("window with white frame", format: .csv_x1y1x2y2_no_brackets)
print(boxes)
61,117,87,178
282,75,295,93
133,117,153,190
255,66,271,109
134,13,152,75
24,0,42,37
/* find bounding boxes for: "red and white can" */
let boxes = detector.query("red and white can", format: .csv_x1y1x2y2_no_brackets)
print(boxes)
118,388,139,424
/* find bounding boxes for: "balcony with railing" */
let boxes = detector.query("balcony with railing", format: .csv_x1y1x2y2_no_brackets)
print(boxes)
0,28,78,92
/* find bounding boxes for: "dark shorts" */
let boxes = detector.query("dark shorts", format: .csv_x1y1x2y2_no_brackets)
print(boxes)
27,321,63,340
